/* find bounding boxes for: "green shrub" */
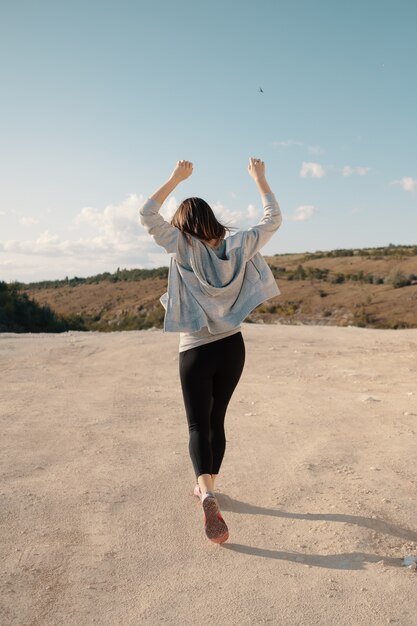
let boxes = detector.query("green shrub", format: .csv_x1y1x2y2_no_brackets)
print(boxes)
0,281,85,332
386,269,411,288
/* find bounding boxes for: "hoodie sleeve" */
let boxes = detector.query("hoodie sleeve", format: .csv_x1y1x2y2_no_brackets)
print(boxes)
139,197,179,256
242,192,282,260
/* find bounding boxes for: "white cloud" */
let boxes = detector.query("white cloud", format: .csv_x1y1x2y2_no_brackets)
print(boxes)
307,145,324,155
0,259,31,270
0,193,263,260
300,162,326,178
391,176,417,192
287,205,318,221
209,200,259,229
273,139,325,154
0,193,269,281
273,139,304,147
20,216,40,226
1,194,147,259
0,250,146,282
246,204,259,219
341,165,370,177
356,167,370,176
164,196,178,216
74,193,145,248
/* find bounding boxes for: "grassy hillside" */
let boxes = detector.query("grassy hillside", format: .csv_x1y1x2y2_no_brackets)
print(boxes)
10,244,417,331
0,281,86,333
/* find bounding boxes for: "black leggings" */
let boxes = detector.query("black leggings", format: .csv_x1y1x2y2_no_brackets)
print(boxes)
178,331,246,479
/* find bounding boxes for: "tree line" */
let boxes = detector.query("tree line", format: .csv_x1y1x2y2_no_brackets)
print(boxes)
271,265,417,287
0,282,85,333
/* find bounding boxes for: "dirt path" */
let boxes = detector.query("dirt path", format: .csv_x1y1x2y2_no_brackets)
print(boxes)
1,324,416,625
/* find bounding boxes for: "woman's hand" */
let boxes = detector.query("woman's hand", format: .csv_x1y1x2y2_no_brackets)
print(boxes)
248,157,271,194
148,160,193,206
170,160,193,183
248,157,266,181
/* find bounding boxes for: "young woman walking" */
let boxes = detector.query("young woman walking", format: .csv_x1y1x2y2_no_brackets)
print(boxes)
139,158,282,544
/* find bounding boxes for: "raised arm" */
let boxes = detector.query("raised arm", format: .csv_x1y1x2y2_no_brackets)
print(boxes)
248,158,272,195
139,160,193,255
149,160,193,204
242,157,282,260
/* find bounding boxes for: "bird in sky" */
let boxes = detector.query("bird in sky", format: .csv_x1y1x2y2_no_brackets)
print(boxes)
259,87,264,93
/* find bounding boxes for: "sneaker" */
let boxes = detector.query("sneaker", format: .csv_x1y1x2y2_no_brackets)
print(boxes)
202,494,229,544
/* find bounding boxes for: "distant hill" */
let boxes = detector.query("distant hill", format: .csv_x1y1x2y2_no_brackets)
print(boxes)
0,281,86,333
8,244,417,332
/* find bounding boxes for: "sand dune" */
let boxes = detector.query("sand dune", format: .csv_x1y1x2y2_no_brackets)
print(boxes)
1,323,417,625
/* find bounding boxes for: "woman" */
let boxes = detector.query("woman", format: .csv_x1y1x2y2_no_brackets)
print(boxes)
139,158,282,544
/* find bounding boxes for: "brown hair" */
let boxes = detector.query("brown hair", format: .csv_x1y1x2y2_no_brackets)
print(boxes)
169,197,238,247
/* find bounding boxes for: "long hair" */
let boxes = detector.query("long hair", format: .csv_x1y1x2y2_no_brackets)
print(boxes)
169,197,238,246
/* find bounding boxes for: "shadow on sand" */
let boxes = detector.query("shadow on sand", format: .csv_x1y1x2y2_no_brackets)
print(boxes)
214,493,414,569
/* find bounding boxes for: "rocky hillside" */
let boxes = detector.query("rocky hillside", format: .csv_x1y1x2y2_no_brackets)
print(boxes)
12,245,417,331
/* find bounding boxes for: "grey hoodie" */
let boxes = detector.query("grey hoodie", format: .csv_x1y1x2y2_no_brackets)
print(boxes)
139,191,283,333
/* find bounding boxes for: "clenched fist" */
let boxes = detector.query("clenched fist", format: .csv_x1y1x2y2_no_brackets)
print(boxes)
171,160,193,182
248,157,265,181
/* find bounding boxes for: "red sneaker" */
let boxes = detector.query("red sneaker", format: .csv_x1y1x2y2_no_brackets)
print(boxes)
202,495,229,544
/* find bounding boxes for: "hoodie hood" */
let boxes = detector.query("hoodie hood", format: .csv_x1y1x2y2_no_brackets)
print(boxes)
186,236,245,296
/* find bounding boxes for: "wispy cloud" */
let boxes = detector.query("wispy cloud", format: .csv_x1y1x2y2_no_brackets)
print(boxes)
208,200,264,229
273,139,304,148
1,194,146,259
287,205,318,221
299,163,371,178
20,216,40,226
307,145,324,155
273,139,325,154
246,204,259,219
300,162,326,178
391,176,417,192
341,165,371,177
0,193,268,281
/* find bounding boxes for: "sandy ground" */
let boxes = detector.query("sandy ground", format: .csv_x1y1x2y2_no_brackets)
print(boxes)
1,323,417,626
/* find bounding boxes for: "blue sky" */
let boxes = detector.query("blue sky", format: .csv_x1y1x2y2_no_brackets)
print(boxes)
1,0,416,282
